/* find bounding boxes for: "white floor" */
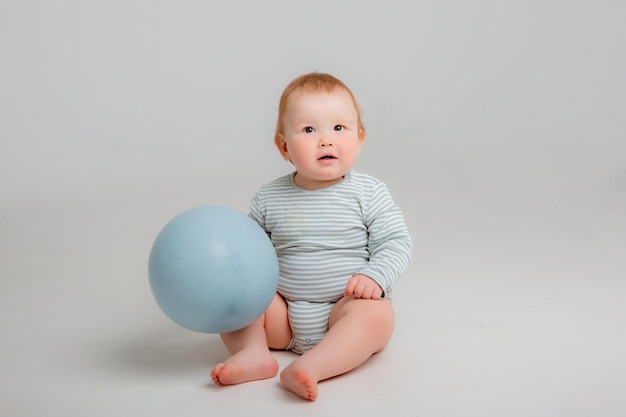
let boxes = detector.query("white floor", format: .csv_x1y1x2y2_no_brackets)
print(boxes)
1,175,625,417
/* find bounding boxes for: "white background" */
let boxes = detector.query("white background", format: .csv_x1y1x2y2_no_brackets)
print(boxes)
1,1,625,416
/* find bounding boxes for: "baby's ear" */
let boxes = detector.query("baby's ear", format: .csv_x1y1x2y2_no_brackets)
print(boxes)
274,133,291,161
358,128,366,147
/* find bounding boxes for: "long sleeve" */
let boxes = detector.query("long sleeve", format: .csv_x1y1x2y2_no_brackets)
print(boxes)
357,181,413,297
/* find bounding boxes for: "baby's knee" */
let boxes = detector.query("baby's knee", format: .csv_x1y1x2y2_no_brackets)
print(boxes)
367,300,395,329
361,300,395,349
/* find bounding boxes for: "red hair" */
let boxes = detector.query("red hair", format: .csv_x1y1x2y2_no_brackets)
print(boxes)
275,72,364,135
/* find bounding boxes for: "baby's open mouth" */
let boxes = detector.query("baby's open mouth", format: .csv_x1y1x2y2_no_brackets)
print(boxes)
319,155,336,160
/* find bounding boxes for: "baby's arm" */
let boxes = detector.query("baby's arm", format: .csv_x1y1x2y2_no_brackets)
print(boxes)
357,181,413,296
344,274,384,300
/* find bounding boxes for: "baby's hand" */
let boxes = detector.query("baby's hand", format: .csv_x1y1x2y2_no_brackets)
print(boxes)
344,274,384,300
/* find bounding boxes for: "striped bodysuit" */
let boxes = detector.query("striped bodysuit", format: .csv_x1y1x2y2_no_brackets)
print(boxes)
249,170,413,354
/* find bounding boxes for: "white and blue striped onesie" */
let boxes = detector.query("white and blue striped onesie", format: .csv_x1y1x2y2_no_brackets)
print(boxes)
249,170,413,354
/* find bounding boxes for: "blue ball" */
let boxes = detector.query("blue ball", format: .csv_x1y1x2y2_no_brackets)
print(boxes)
148,206,278,333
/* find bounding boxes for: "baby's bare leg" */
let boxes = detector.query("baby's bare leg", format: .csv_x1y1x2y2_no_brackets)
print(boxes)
211,294,291,386
279,297,394,400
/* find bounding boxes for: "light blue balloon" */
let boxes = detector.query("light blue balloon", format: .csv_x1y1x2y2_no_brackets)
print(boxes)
148,206,278,333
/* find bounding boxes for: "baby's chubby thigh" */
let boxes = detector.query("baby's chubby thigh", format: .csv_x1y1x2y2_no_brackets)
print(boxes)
263,293,293,350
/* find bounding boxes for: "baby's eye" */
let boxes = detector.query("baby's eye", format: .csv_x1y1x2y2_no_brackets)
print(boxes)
334,125,344,131
304,126,315,133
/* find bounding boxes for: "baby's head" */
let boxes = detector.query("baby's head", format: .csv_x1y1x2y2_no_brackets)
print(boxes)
273,72,366,190
275,72,364,137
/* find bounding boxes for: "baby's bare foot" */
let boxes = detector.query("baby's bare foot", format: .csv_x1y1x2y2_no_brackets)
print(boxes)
211,348,278,386
280,364,319,401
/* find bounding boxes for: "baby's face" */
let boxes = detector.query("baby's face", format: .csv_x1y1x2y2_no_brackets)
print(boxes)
276,88,365,190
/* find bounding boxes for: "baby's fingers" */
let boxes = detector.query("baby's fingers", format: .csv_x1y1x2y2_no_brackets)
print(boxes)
344,275,383,299
344,275,362,297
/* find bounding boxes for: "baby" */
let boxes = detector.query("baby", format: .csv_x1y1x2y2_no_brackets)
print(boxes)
210,72,413,401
